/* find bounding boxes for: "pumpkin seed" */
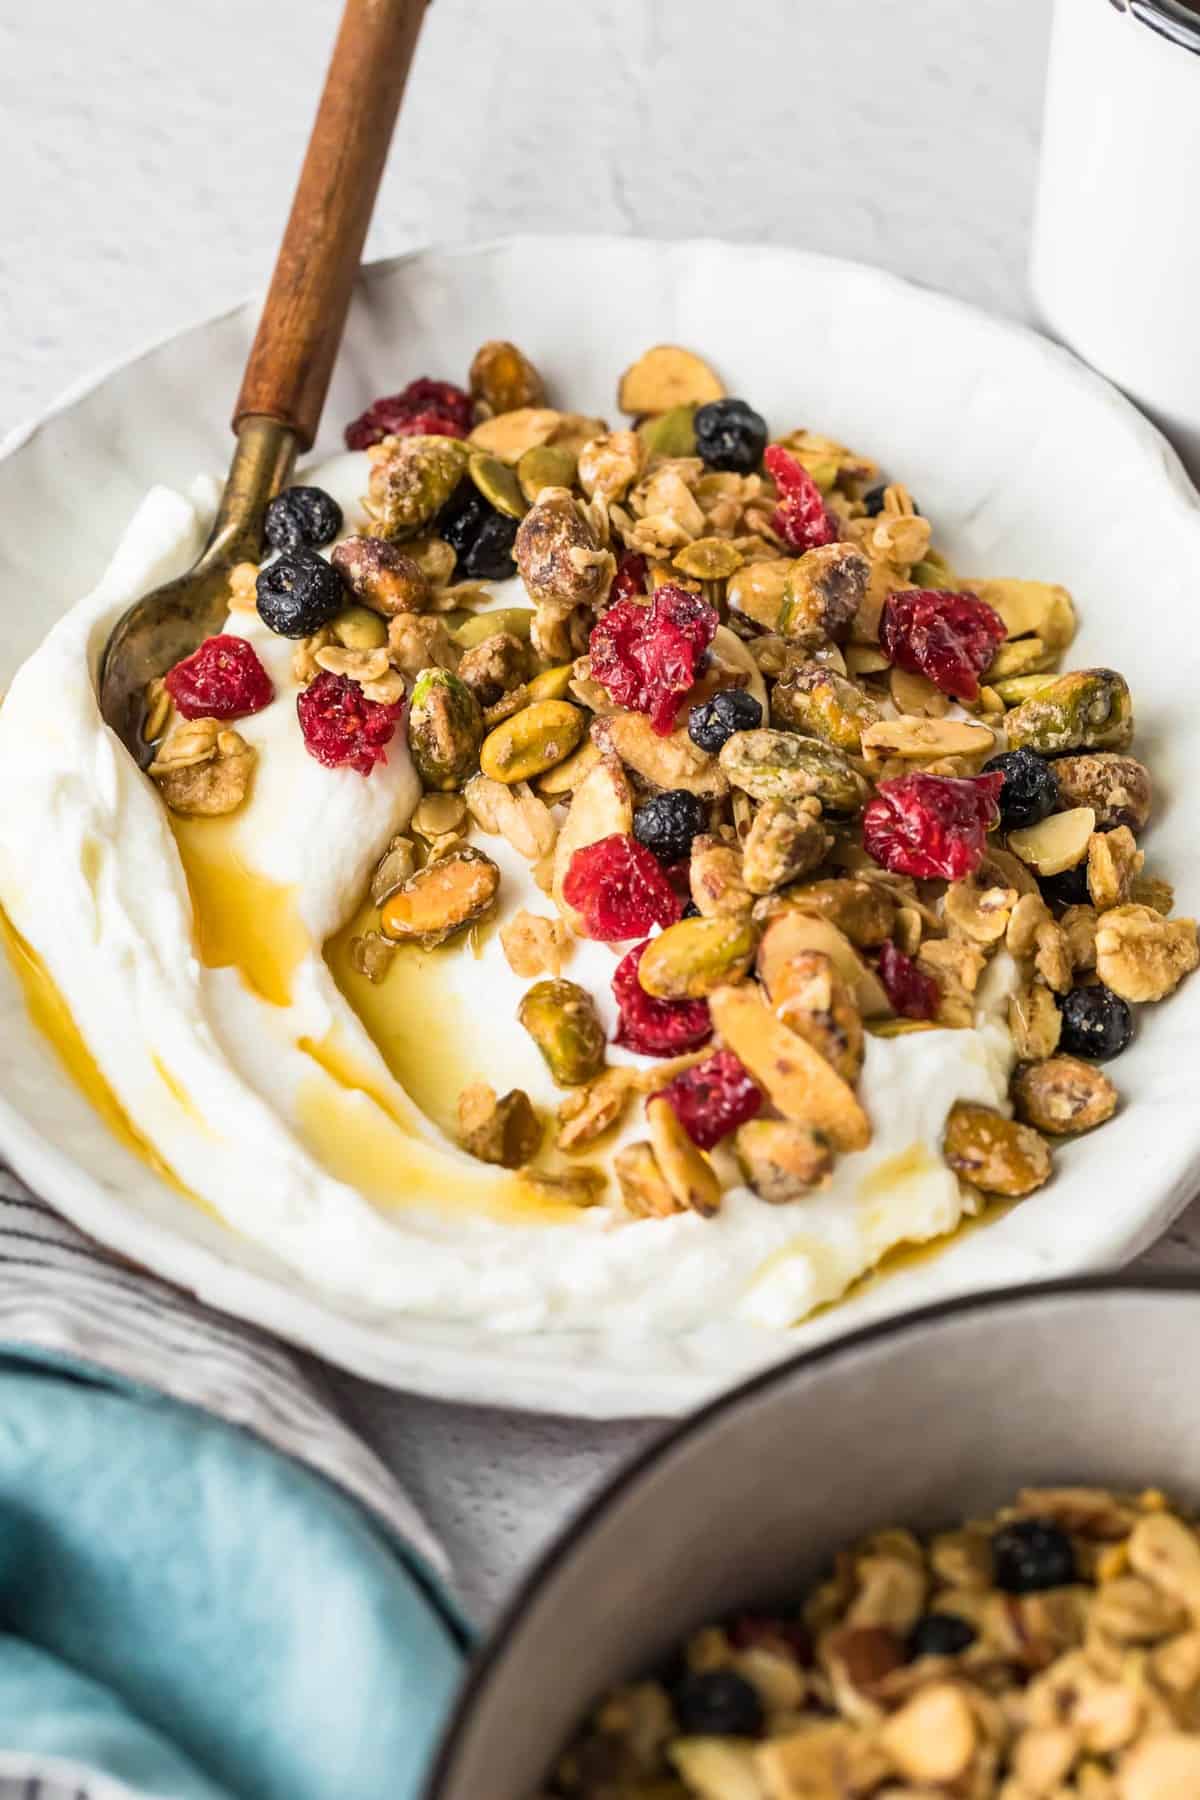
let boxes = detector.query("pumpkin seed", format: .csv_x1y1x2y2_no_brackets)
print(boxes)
517,443,578,503
468,452,528,520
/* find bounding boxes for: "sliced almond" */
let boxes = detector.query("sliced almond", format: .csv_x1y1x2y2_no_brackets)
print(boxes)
468,406,563,463
709,983,871,1151
844,643,891,676
646,1097,722,1216
860,716,995,763
879,1683,977,1783
551,755,633,929
758,911,891,1019
888,666,950,718
1008,806,1096,877
618,344,724,415
968,577,1077,651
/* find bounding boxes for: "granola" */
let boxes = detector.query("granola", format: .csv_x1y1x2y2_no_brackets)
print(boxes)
541,1486,1200,1799
147,338,1194,1232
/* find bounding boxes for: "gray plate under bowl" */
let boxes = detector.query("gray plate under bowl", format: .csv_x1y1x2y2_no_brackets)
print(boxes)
427,1275,1200,1798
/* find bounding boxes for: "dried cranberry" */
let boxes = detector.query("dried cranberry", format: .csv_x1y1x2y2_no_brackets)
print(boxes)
164,634,274,720
651,1049,763,1150
863,771,1003,881
877,940,940,1021
729,1616,813,1665
562,835,683,941
588,586,718,735
344,377,473,450
612,941,713,1057
763,444,838,552
296,671,404,777
880,589,1007,704
610,551,649,606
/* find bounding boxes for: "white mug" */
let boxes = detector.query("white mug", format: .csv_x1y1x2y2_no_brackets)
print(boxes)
1031,0,1199,478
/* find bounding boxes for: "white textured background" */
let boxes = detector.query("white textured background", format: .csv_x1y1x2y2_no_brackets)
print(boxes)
4,0,1200,1624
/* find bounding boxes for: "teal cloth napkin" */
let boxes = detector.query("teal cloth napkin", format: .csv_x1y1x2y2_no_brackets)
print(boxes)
0,1352,468,1800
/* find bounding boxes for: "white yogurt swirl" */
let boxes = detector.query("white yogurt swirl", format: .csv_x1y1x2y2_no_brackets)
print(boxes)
0,455,1015,1338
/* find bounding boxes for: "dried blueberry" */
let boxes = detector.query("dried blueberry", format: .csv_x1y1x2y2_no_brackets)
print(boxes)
991,1518,1077,1593
263,485,343,553
436,482,519,581
255,550,347,638
984,748,1060,832
864,484,919,517
908,1612,977,1659
633,790,707,865
1058,983,1134,1061
1039,863,1092,909
693,398,769,475
673,1669,764,1738
688,687,763,754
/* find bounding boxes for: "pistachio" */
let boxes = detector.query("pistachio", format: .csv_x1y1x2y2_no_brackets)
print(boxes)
1004,667,1134,756
778,543,871,645
480,699,587,785
734,1118,834,1202
636,403,697,460
330,537,429,615
646,1096,722,1216
772,663,882,752
324,607,390,664
741,796,831,895
969,577,1077,650
689,835,754,919
518,978,606,1087
536,739,603,797
615,1140,683,1218
758,910,891,1019
514,486,613,607
709,983,871,1150
637,914,759,1000
468,339,546,415
407,668,484,790
370,836,417,906
451,607,534,649
763,877,895,949
618,345,724,414
770,948,864,1084
942,1101,1052,1197
728,559,789,632
1013,1055,1118,1135
468,452,528,520
1054,753,1152,833
1009,807,1097,877
379,845,499,948
469,406,562,463
673,536,743,580
593,711,729,797
363,434,471,539
860,716,996,763
1095,904,1199,1003
719,729,866,813
456,1082,542,1169
517,442,578,504
577,430,643,503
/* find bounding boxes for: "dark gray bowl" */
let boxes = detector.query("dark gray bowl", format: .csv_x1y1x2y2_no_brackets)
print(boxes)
427,1276,1200,1799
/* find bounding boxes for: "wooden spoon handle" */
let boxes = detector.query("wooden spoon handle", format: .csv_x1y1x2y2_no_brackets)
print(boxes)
233,0,427,450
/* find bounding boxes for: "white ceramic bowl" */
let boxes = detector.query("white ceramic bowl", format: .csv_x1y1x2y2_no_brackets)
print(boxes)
426,1275,1200,1799
2,237,1199,1418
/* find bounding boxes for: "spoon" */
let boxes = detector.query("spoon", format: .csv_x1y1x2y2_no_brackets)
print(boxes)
100,0,428,764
